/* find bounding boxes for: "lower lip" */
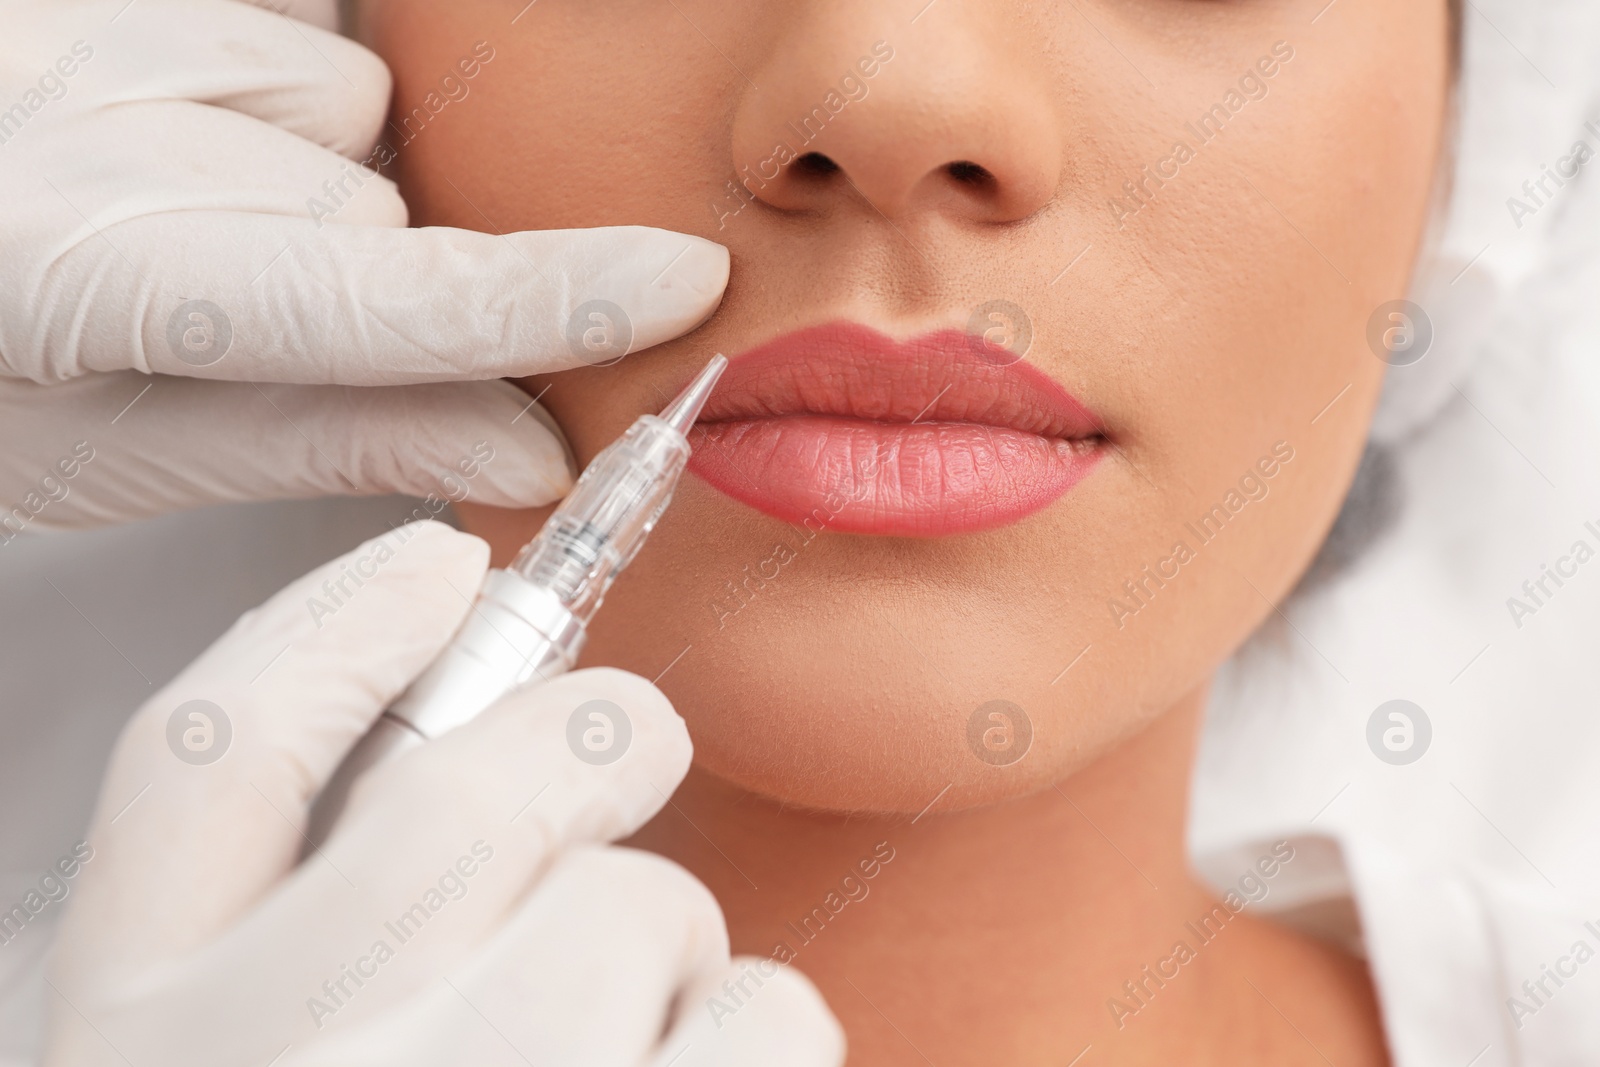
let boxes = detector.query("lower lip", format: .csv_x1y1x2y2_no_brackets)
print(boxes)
690,416,1101,537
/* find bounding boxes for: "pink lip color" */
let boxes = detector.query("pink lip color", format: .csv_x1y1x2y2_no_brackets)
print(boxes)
688,322,1103,537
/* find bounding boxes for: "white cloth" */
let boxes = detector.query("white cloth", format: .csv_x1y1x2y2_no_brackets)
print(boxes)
1193,3,1600,1063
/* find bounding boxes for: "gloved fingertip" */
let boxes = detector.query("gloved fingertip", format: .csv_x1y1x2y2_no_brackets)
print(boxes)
242,0,340,31
559,666,692,740
396,519,491,573
621,230,730,351
473,666,695,839
500,227,729,368
662,957,847,1067
451,408,577,508
454,462,573,510
537,666,694,769
514,393,580,484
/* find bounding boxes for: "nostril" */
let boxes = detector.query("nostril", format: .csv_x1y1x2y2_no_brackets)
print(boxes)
946,160,995,188
792,152,841,178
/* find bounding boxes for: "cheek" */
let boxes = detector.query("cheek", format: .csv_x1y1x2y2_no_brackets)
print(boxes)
369,0,740,236
578,487,1144,813
1074,0,1444,662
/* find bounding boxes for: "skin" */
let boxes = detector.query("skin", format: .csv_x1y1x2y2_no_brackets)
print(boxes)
358,0,1449,1061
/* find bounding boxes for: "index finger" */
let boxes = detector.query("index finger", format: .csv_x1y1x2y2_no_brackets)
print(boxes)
57,212,730,385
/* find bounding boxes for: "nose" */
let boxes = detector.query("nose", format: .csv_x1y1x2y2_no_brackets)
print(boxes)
729,7,1062,225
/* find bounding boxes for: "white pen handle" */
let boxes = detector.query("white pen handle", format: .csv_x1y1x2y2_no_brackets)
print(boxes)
305,570,584,848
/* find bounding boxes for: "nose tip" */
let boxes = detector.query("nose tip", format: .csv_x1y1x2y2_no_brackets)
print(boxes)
729,35,1062,225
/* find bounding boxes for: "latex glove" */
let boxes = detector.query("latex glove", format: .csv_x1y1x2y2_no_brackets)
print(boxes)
0,0,728,530
262,0,341,31
42,521,844,1066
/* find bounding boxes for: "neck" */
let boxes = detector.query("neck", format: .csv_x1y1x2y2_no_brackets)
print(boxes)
630,688,1387,1065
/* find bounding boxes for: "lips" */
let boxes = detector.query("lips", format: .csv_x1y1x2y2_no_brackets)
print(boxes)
687,322,1103,537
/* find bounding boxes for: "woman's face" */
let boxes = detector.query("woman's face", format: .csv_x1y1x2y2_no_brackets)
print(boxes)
361,0,1449,813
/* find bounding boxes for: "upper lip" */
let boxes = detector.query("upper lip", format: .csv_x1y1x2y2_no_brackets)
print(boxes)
697,322,1101,440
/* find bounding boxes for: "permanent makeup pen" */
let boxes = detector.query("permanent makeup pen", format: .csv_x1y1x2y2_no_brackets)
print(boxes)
307,354,727,846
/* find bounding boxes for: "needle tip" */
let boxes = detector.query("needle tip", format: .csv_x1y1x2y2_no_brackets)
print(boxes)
659,354,728,436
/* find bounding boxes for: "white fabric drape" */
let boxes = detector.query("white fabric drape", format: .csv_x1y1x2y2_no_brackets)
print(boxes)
1195,4,1600,1062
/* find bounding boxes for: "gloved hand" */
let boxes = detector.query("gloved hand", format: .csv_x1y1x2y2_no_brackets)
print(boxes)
42,521,844,1066
0,0,728,530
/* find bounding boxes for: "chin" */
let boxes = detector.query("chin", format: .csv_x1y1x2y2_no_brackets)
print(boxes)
572,486,1172,815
